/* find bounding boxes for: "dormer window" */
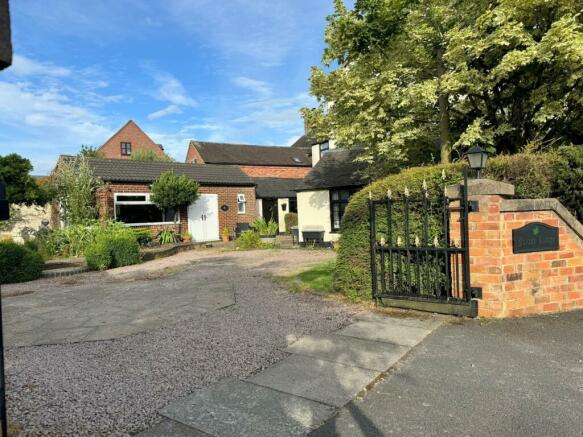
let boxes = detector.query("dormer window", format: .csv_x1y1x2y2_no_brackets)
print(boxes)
319,141,329,158
121,142,132,156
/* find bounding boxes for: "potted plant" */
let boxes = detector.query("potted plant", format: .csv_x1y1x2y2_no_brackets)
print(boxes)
250,218,278,244
221,227,230,243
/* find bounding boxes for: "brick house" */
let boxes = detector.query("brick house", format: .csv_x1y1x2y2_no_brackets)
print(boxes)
185,140,311,232
97,120,168,160
87,158,256,242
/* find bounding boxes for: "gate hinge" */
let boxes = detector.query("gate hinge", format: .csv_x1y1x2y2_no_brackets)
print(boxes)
470,287,482,299
468,200,479,212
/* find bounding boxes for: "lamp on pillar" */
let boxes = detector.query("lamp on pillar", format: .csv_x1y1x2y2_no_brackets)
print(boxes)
465,145,489,178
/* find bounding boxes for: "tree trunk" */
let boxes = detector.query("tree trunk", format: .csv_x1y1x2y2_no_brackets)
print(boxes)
437,47,452,164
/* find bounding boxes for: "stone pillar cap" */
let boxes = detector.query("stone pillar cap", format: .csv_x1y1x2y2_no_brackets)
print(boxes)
445,178,515,198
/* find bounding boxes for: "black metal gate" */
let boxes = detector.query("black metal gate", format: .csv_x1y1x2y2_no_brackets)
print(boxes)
369,172,479,317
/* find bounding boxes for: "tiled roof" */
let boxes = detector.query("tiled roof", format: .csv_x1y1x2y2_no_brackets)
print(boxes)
84,158,255,186
290,135,317,149
189,140,311,167
253,178,300,199
295,148,369,191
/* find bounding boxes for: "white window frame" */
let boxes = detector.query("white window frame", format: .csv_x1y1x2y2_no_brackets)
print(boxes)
113,192,180,227
237,193,246,214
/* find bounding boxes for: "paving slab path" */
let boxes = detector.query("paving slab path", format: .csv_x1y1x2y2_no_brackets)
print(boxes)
152,311,444,437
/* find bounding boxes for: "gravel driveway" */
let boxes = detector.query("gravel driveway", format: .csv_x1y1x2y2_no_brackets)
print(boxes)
4,248,355,436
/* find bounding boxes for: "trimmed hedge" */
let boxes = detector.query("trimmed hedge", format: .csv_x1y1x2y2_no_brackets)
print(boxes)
0,241,44,284
86,232,141,271
284,213,298,233
334,147,583,300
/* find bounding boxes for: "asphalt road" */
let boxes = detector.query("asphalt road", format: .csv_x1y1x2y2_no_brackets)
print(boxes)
312,310,583,437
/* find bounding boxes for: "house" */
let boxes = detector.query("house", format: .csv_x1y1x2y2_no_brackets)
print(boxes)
185,140,311,233
86,158,257,242
295,143,368,244
97,120,168,160
0,0,11,70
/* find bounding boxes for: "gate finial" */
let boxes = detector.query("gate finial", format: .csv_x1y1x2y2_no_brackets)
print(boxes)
397,236,402,247
404,187,410,197
414,235,420,246
368,191,372,200
387,189,392,199
441,169,447,180
433,236,439,247
422,179,428,191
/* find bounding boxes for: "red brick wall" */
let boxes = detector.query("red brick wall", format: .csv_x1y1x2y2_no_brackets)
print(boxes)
239,165,310,178
185,143,206,164
98,121,166,160
459,195,583,318
96,183,256,240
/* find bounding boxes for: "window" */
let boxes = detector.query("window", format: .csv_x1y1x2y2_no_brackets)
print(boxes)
114,193,177,225
237,193,246,214
330,189,353,232
289,198,297,214
121,142,132,156
319,141,330,158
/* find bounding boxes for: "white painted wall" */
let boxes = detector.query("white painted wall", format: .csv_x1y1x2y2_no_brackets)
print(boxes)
297,190,340,243
255,199,263,218
311,140,337,167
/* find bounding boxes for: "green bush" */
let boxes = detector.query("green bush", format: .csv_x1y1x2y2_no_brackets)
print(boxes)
284,213,298,233
236,230,262,250
0,241,44,283
85,230,141,271
250,218,279,236
334,149,583,300
132,228,153,247
157,228,179,245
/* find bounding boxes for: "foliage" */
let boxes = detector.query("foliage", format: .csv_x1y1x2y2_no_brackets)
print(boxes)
79,145,103,158
235,230,269,250
86,232,141,271
250,218,279,236
157,228,179,245
38,220,131,258
303,0,583,176
150,171,199,223
284,213,298,233
0,241,44,284
132,228,153,247
53,155,102,225
131,149,174,162
552,145,583,220
0,153,53,205
335,149,583,299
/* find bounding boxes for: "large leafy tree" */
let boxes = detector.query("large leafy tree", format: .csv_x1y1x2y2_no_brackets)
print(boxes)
303,0,583,175
0,153,52,205
150,171,199,224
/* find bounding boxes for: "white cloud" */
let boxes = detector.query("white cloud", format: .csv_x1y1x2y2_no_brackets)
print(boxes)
9,54,72,77
152,71,197,107
148,104,182,120
233,77,272,96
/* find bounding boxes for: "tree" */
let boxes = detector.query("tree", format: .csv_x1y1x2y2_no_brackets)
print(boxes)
150,171,199,224
303,0,582,175
131,149,174,162
0,153,52,205
53,155,102,225
79,145,103,158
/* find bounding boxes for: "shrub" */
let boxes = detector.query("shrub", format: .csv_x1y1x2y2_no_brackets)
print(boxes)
284,213,298,233
0,241,44,283
132,228,153,247
334,149,583,300
250,218,279,236
157,228,179,245
85,230,141,270
236,230,261,249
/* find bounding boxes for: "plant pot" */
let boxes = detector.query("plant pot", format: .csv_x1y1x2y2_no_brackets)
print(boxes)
222,235,230,243
260,235,276,244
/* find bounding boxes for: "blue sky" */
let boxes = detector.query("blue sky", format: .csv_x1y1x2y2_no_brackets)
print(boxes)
0,0,335,174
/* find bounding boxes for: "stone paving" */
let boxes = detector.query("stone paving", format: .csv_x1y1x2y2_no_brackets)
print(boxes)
153,312,444,437
3,276,234,347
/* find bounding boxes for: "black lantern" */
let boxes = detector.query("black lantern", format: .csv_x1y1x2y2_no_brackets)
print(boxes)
465,145,489,178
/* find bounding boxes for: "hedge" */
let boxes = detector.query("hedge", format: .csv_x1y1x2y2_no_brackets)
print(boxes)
0,241,44,284
284,213,298,233
85,232,141,271
334,147,582,300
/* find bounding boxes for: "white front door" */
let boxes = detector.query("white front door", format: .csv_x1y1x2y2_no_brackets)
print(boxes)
188,194,219,242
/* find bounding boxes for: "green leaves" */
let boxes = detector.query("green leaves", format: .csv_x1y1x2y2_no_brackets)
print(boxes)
150,171,199,214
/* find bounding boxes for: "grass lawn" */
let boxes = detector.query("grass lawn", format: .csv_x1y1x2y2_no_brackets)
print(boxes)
283,260,336,294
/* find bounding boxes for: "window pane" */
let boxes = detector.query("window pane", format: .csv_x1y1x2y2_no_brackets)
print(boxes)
162,207,177,222
340,190,350,201
116,204,163,224
116,195,147,202
332,204,341,229
331,191,340,201
238,202,245,213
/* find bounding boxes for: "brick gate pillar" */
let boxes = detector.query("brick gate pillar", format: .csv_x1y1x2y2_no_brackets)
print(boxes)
446,179,583,318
